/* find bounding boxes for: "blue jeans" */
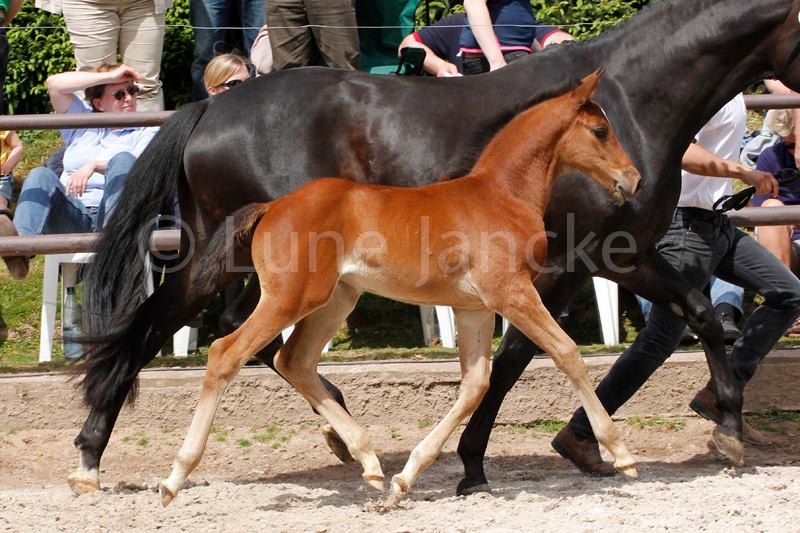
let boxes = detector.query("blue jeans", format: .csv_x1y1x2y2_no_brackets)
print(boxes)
190,0,265,101
570,207,800,440
13,152,134,235
0,174,11,204
638,276,744,321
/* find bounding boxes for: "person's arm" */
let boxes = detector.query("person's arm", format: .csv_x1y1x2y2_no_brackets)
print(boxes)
463,0,506,71
65,160,109,198
398,34,459,77
541,30,575,48
0,131,22,175
682,142,779,196
45,64,140,114
6,0,22,23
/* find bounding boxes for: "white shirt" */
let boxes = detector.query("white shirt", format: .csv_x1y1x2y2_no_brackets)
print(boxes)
678,93,747,210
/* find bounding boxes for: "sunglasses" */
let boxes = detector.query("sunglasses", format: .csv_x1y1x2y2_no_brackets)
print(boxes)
215,78,245,89
110,85,140,101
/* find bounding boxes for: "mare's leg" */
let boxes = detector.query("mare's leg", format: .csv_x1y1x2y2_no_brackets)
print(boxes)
160,296,286,506
69,263,235,494
456,270,583,495
274,283,386,490
391,308,496,499
495,276,636,477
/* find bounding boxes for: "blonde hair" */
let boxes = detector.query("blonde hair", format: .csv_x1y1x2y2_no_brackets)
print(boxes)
203,53,250,89
84,64,120,111
765,109,795,139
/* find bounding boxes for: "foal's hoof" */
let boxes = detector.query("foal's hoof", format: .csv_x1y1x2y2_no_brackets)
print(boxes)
67,470,100,495
390,474,410,498
158,482,177,507
712,425,745,466
616,463,639,479
321,424,354,463
363,474,385,492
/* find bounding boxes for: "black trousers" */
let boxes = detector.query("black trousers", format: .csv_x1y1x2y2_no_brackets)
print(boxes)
570,207,800,439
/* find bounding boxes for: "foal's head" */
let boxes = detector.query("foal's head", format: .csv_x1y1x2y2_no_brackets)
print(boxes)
554,70,640,203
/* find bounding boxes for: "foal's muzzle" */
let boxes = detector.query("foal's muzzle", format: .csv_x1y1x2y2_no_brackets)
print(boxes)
614,168,641,203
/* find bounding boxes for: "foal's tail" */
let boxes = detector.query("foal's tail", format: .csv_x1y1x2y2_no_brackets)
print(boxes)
192,202,271,296
79,100,210,412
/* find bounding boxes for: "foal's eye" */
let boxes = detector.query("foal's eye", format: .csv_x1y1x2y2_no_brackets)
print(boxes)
593,127,609,141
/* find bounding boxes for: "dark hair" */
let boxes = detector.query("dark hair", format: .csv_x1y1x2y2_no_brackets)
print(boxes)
84,64,120,111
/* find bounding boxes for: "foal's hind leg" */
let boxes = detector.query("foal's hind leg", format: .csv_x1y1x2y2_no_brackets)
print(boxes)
159,300,284,506
275,283,386,491
391,308,495,499
495,277,637,477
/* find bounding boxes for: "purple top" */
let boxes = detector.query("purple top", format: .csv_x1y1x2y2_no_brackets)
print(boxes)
753,139,800,240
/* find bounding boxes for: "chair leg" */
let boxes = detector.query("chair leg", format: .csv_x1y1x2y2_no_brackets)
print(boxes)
592,277,619,345
39,255,60,363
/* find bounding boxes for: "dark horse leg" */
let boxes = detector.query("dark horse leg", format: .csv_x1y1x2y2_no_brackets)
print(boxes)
456,250,742,495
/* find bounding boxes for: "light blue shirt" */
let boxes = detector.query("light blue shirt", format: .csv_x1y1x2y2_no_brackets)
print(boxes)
59,96,159,207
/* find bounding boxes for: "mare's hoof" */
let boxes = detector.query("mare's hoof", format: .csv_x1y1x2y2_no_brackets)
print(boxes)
158,482,176,507
363,474,385,492
712,426,745,466
616,464,639,479
456,479,492,496
321,424,354,464
67,471,100,495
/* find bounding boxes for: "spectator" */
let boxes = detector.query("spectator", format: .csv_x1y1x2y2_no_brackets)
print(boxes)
266,0,360,71
249,25,273,76
0,0,22,113
399,13,573,77
35,1,171,111
0,127,24,278
190,0,265,101
459,0,575,75
0,65,159,280
552,94,800,475
751,109,800,335
203,53,251,96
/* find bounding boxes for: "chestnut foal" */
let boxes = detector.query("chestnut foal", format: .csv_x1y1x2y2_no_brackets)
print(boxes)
160,71,640,506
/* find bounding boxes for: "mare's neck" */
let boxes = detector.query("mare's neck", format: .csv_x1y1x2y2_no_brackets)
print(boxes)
468,99,572,216
490,0,792,169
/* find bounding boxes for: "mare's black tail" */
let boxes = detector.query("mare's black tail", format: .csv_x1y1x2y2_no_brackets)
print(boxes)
79,100,210,411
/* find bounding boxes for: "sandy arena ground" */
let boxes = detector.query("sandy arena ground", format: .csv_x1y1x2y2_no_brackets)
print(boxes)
0,356,799,532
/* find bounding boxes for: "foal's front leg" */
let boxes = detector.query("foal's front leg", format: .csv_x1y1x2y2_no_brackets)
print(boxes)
391,308,496,499
496,276,637,477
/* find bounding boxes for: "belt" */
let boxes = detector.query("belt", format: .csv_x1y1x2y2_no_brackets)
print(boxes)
674,207,727,228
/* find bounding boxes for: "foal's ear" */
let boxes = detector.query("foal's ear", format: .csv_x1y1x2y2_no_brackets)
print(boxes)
573,69,605,105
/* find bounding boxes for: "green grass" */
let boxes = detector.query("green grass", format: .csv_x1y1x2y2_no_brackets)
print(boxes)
503,419,567,435
252,424,279,443
627,415,686,432
749,410,800,434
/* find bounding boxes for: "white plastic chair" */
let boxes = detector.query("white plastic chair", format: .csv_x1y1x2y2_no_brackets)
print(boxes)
418,278,620,348
38,253,197,362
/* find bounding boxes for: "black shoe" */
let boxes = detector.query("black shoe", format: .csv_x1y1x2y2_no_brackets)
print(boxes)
717,311,741,345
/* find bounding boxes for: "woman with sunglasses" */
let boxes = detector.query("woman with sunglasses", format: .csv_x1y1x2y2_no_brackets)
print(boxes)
203,53,251,97
0,64,158,279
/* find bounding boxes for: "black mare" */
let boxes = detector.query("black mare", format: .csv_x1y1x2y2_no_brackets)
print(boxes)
70,0,800,495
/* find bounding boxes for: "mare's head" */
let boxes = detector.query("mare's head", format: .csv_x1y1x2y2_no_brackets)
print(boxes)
554,70,640,203
765,0,800,90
